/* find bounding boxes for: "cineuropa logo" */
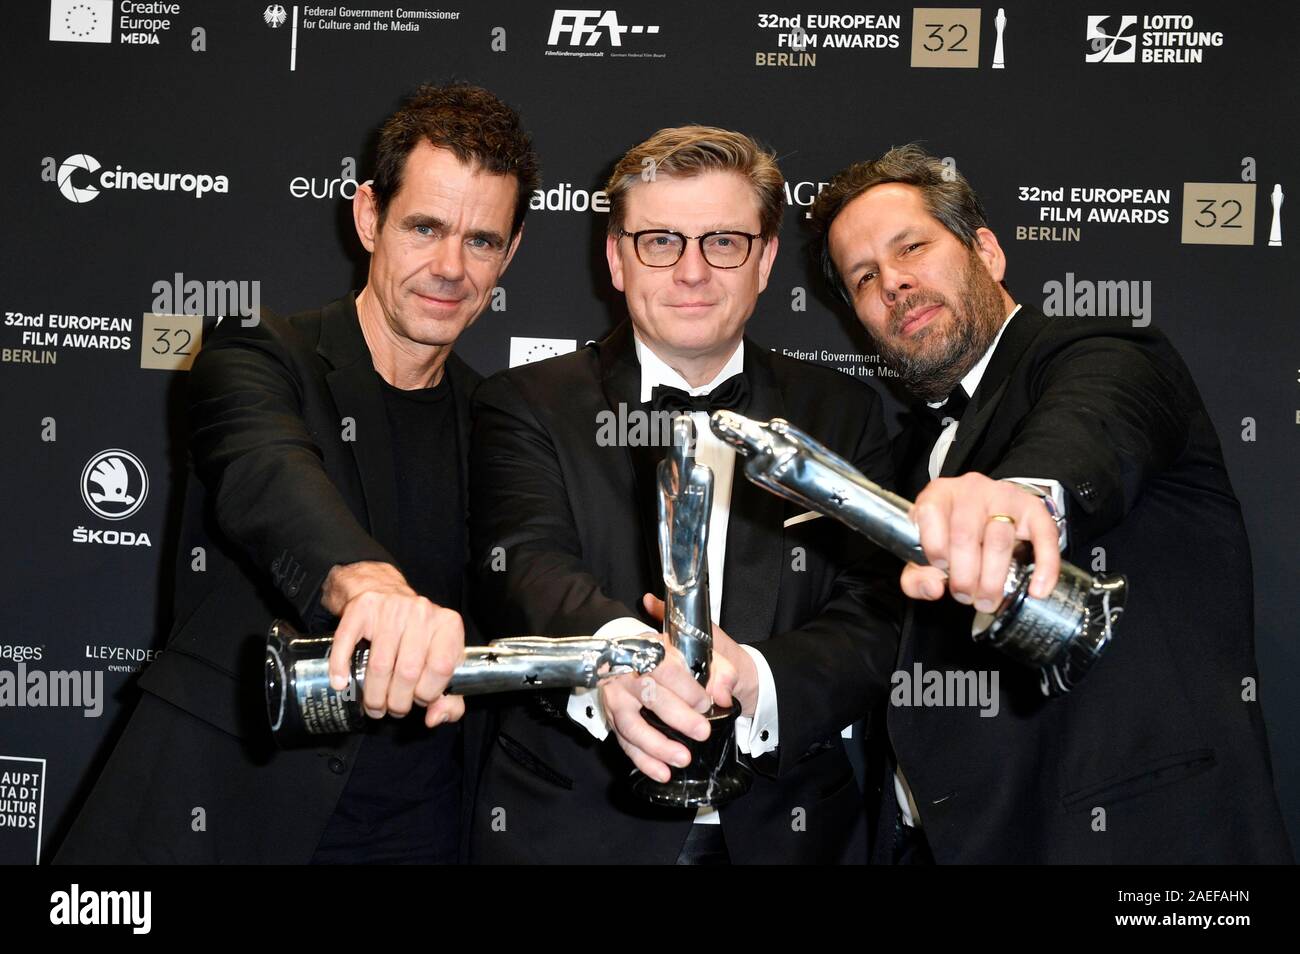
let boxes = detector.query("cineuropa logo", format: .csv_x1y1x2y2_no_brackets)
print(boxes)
47,153,230,203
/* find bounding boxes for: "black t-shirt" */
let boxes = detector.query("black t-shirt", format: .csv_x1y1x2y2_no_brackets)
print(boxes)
312,370,466,864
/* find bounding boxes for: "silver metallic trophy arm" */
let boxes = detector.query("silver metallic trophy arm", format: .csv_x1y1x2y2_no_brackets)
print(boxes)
266,623,665,742
447,636,667,694
711,411,926,564
710,410,1126,696
629,414,752,805
658,415,714,684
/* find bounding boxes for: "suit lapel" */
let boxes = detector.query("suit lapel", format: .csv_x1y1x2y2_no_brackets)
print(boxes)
445,353,477,618
893,409,942,497
719,343,784,645
938,379,1010,478
595,324,787,640
319,294,399,550
939,306,1048,478
903,306,1047,669
597,322,664,601
444,352,475,510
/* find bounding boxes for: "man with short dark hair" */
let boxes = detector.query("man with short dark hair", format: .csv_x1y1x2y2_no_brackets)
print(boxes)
810,143,1291,863
468,126,901,864
56,83,540,864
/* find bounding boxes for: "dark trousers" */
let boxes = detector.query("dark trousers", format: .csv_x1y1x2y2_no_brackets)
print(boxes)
892,814,935,865
676,823,730,865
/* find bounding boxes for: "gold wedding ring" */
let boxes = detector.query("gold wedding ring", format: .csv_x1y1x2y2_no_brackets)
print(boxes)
987,513,1017,527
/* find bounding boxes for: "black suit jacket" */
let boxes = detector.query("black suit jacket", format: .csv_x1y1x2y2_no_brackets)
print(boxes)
467,321,901,864
885,305,1291,863
55,293,483,864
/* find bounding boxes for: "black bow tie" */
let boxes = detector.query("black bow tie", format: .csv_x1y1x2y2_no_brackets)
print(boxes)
922,388,969,430
649,373,750,416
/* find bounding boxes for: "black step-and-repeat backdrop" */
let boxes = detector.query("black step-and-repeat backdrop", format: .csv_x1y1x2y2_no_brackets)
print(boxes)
1,1,1295,863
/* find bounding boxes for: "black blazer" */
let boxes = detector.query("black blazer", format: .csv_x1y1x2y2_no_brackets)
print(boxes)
55,293,484,864
466,321,901,864
885,305,1291,863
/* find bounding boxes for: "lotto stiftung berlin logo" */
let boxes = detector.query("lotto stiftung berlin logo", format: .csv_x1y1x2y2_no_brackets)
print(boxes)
1086,15,1137,62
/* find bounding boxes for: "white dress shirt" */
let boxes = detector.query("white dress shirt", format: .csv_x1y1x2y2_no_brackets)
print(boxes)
565,334,781,823
897,304,1068,828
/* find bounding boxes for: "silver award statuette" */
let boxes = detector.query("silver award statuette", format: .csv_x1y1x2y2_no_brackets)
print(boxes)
630,415,752,806
993,8,1007,68
711,411,1127,697
265,621,665,746
1269,183,1284,247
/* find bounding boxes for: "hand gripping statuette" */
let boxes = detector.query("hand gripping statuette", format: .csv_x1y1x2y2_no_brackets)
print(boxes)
266,621,664,746
630,415,753,806
710,411,1126,697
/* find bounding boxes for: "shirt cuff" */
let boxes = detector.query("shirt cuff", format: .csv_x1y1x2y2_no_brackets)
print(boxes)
735,644,779,757
1004,477,1068,551
566,616,656,741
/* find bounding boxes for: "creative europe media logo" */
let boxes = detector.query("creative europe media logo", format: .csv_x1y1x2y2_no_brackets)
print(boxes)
49,0,112,43
50,0,191,46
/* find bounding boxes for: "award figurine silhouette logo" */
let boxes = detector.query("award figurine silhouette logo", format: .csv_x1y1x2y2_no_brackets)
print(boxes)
1269,184,1284,247
993,8,1007,68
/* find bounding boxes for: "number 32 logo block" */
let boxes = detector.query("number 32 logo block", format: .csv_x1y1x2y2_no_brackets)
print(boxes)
1181,183,1256,245
911,8,981,68
140,313,204,371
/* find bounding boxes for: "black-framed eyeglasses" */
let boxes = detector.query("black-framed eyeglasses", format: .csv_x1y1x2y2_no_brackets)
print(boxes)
618,229,761,269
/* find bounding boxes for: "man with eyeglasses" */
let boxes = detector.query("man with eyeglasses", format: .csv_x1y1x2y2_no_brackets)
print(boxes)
466,126,901,864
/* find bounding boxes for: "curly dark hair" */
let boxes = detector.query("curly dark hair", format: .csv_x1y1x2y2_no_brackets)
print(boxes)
371,82,540,236
809,143,993,303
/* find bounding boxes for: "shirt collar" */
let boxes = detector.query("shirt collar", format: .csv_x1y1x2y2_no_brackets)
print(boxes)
926,303,1021,410
635,334,746,404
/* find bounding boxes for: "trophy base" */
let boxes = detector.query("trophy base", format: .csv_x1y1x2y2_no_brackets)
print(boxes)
1036,572,1127,696
266,621,366,747
976,559,1128,698
629,702,753,808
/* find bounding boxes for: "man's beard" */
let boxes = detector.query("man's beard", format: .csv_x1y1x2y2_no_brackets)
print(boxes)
866,250,1007,403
